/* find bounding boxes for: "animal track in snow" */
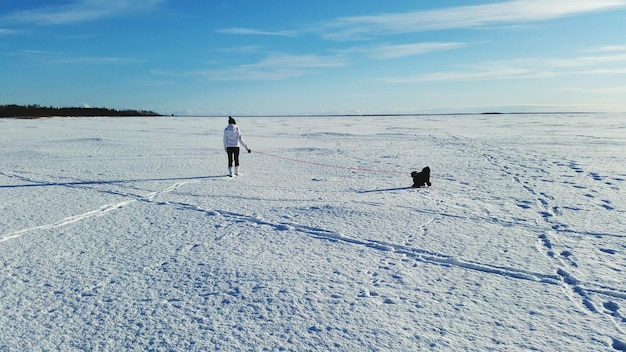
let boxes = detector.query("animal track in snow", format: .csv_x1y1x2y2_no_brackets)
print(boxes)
568,161,584,174
601,200,615,211
613,338,626,352
537,234,555,257
202,208,562,283
190,205,626,313
476,151,626,331
556,268,597,312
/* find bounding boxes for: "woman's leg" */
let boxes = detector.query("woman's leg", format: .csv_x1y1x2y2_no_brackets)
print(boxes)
233,147,240,167
227,148,235,167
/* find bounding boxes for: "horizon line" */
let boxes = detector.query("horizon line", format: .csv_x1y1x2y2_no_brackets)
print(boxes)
171,111,600,118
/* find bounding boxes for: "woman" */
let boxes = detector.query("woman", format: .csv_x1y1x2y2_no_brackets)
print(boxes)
223,116,251,176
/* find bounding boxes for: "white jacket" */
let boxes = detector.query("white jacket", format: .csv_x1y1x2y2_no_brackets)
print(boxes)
223,124,249,150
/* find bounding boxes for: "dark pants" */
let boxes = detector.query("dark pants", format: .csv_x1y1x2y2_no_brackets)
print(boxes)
227,147,240,167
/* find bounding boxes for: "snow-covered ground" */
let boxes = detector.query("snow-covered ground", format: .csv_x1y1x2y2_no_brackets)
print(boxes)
1,114,625,351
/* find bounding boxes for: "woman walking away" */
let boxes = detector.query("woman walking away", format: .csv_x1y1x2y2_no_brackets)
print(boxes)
223,116,251,177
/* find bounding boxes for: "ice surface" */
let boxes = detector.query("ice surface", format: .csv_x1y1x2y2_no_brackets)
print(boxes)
1,114,625,350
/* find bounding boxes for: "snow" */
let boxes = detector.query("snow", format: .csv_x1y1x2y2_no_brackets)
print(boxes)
1,113,625,351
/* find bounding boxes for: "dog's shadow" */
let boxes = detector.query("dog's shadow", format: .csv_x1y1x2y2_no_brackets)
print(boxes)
356,186,413,194
358,166,432,193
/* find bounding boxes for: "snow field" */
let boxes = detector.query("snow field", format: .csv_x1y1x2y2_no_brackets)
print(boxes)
1,114,625,351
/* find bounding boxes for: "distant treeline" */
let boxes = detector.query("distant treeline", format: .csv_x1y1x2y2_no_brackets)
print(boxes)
0,104,161,118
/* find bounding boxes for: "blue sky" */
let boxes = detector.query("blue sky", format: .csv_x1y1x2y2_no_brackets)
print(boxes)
2,0,626,115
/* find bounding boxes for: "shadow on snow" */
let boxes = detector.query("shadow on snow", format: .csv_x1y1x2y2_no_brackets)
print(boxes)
0,175,225,189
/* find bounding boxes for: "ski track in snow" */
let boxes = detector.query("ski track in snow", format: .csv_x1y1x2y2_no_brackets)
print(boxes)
0,199,134,243
0,171,198,243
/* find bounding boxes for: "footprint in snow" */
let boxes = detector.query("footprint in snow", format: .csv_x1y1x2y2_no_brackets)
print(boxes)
612,338,626,352
600,200,615,210
589,172,603,181
559,251,578,268
569,163,584,173
539,211,553,219
603,301,619,314
537,234,555,257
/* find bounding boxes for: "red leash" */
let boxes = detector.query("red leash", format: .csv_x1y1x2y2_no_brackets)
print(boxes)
252,150,409,175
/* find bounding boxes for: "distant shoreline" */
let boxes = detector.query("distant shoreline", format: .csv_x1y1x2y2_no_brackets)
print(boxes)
0,104,161,119
1,104,599,119
179,111,594,118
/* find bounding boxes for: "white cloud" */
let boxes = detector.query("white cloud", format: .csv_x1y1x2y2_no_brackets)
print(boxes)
0,28,17,35
587,45,626,53
582,68,626,74
3,0,164,25
206,54,346,81
545,53,626,68
208,45,264,54
345,42,465,60
7,49,140,65
567,86,626,94
53,56,142,64
383,68,552,84
216,28,297,37
154,54,346,82
381,51,626,84
250,54,346,69
318,0,626,40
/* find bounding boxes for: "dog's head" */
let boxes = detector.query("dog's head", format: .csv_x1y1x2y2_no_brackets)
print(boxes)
411,167,430,178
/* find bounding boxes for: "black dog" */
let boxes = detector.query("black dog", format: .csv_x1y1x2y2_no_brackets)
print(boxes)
411,167,431,188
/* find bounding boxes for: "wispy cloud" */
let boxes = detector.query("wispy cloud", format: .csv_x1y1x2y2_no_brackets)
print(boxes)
382,51,626,83
544,53,626,68
383,68,551,84
6,49,140,65
2,0,163,25
208,45,264,54
53,56,142,64
582,68,626,75
0,28,17,35
344,42,465,60
251,54,345,69
155,54,346,81
317,0,626,40
587,45,626,53
567,85,626,94
216,27,298,37
205,54,346,81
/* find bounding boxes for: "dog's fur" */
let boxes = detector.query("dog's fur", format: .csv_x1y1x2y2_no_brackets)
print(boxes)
411,167,431,188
